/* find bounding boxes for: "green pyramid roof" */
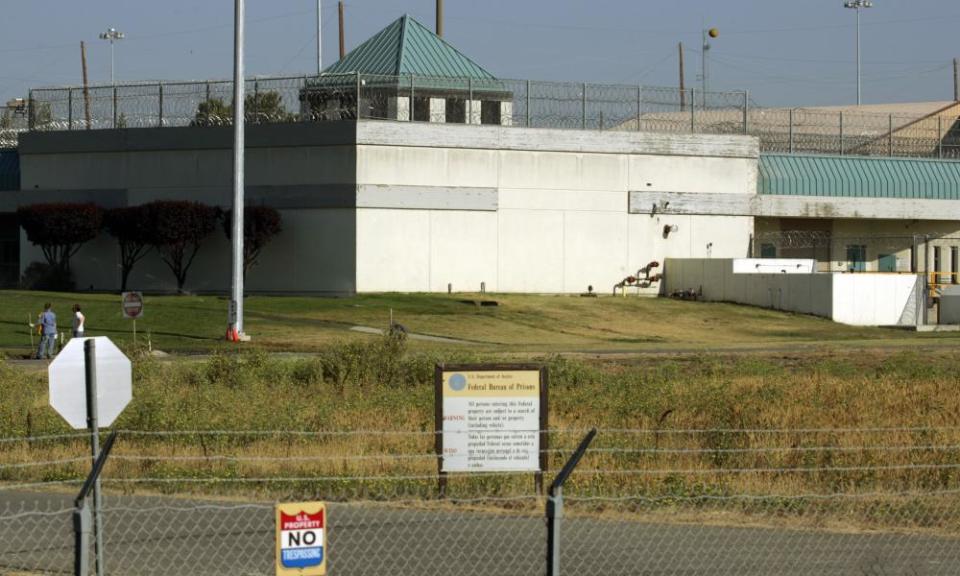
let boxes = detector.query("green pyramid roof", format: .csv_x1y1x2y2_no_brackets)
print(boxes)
323,15,497,79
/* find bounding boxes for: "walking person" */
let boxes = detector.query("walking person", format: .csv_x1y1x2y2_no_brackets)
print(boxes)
34,303,57,360
72,304,85,338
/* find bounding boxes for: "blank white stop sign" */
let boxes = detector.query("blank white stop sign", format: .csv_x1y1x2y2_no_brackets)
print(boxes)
49,337,132,429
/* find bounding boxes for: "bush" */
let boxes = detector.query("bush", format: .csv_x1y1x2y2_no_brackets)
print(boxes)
20,261,75,291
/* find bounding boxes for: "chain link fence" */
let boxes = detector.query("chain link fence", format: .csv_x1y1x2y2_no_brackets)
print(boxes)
0,105,28,149
4,427,960,575
19,74,959,160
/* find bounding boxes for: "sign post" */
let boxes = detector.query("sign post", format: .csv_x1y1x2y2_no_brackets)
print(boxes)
276,501,327,576
435,364,548,495
121,291,144,342
49,337,132,576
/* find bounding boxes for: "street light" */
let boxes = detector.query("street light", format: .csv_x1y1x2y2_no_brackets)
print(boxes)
701,27,718,106
843,0,873,106
98,27,125,85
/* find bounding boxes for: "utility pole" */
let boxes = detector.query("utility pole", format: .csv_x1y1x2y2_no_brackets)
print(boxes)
437,0,444,37
229,0,246,340
81,42,91,129
678,42,686,111
316,0,322,74
338,1,345,59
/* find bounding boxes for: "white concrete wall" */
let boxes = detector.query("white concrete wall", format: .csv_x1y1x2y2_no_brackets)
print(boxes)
664,257,921,326
831,274,919,326
733,259,816,274
354,143,756,294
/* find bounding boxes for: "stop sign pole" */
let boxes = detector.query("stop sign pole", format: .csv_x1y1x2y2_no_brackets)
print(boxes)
84,339,106,576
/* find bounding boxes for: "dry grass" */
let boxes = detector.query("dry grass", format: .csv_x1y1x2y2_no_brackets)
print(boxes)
3,290,959,356
4,343,960,532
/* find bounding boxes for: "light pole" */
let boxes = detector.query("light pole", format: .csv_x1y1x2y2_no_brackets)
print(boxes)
229,0,247,341
701,27,718,106
844,0,873,106
98,28,125,85
317,0,323,75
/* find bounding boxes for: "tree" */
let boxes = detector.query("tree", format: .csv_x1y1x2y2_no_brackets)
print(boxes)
17,203,102,288
192,98,232,127
103,205,154,292
223,206,283,277
191,91,295,126
145,201,219,292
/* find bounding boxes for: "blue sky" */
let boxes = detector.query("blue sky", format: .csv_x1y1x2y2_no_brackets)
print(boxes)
2,0,958,107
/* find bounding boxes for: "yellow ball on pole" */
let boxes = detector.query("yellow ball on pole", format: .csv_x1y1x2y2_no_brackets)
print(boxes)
708,28,719,38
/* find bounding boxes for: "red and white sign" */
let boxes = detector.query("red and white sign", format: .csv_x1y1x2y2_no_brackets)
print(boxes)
121,292,144,319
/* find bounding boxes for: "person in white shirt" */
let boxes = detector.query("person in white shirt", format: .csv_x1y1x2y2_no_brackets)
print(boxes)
72,304,85,338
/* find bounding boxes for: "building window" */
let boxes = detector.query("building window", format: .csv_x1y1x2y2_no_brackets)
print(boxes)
759,243,777,258
445,98,466,123
413,97,431,122
846,244,866,272
481,101,501,125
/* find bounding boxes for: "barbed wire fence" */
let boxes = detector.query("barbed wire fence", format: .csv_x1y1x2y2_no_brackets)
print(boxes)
15,74,959,160
4,427,960,575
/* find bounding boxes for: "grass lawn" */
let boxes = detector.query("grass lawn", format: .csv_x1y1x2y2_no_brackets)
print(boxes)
2,290,957,357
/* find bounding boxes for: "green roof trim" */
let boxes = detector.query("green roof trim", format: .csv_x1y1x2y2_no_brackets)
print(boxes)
0,151,19,192
323,15,496,79
759,154,960,200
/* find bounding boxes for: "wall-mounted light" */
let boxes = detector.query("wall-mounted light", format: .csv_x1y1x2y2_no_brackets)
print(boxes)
663,224,678,239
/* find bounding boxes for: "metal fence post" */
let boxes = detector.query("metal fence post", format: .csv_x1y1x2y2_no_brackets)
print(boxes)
788,108,794,153
888,114,894,156
742,90,749,135
468,77,473,124
581,82,587,130
253,79,260,123
355,72,361,119
158,83,164,127
410,75,415,121
525,79,531,127
637,85,642,132
839,111,844,156
73,431,117,576
112,86,118,129
938,115,943,159
27,90,34,130
690,88,696,132
68,89,74,130
546,428,596,576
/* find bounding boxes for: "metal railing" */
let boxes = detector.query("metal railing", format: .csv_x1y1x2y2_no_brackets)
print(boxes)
5,426,960,575
13,74,960,160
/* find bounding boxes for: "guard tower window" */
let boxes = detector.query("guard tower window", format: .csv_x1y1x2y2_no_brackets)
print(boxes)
413,97,431,122
481,101,501,125
446,98,466,124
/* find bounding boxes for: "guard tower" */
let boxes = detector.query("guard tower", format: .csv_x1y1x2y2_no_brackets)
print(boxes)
301,15,513,125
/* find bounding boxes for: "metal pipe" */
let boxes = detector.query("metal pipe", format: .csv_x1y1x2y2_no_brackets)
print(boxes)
84,340,104,576
230,0,246,337
317,0,323,75
338,1,345,60
436,0,443,37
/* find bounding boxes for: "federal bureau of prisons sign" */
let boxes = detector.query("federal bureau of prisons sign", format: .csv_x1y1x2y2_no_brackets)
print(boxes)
276,502,326,575
435,364,548,477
